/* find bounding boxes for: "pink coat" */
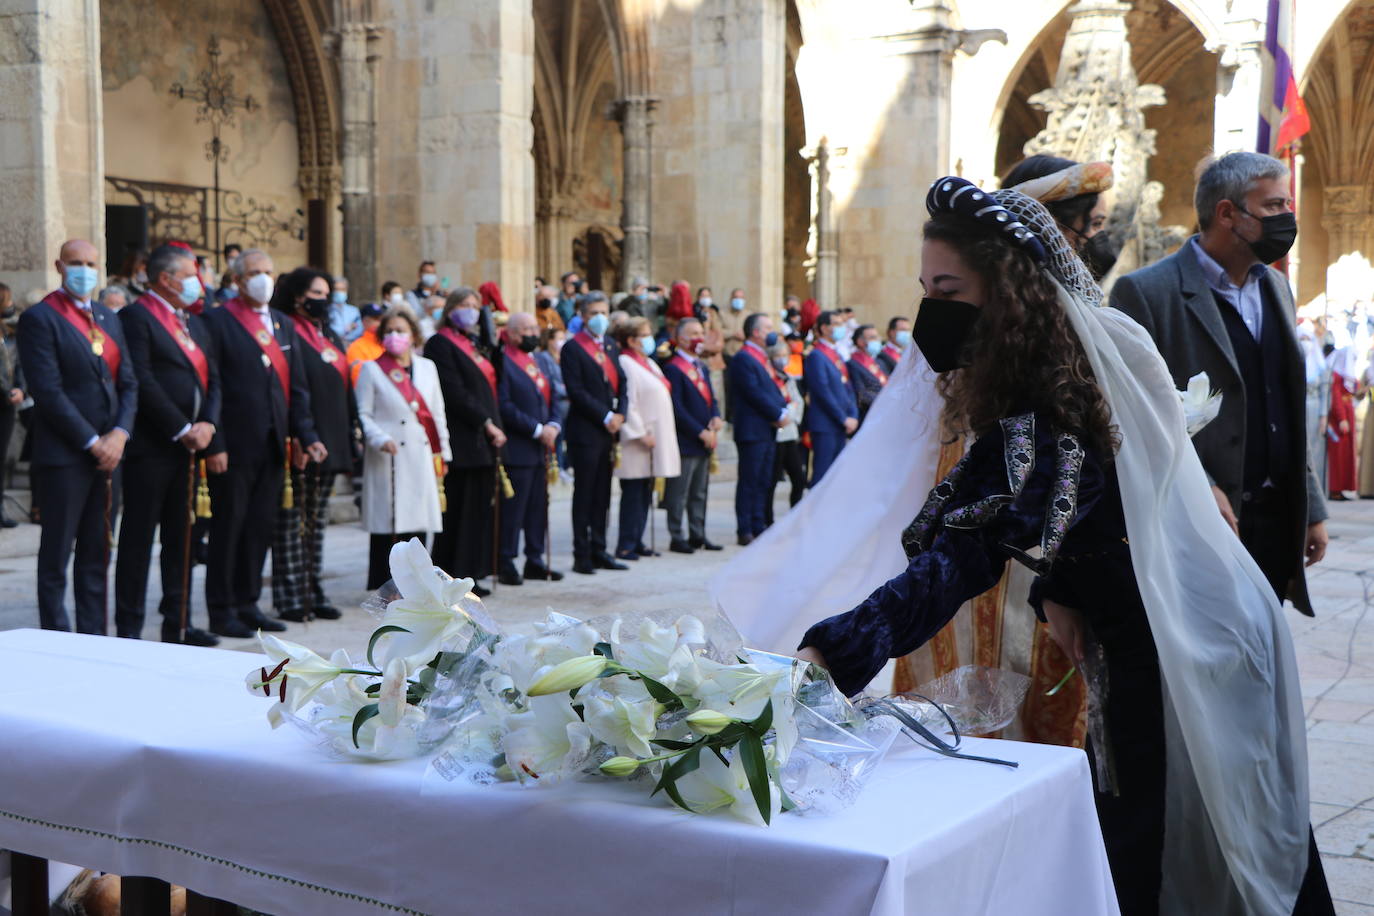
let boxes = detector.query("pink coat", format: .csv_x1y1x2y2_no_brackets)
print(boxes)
615,353,682,479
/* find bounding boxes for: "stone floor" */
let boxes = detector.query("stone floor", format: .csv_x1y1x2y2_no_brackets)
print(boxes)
1,475,1372,909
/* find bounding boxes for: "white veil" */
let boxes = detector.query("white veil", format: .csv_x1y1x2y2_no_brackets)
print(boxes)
713,184,1310,915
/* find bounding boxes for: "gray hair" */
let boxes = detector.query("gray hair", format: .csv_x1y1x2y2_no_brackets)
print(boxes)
630,276,649,289
445,286,478,309
230,247,269,277
98,285,131,308
146,244,195,287
579,290,608,313
1195,152,1289,230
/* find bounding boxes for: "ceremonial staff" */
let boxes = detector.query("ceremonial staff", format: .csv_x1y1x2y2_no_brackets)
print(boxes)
545,447,557,575
300,463,317,623
389,449,397,547
103,470,114,635
179,453,195,642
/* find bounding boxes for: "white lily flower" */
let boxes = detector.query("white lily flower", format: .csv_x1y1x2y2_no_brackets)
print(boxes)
673,749,781,826
493,616,601,694
693,658,786,722
610,615,707,692
526,655,608,697
388,537,475,609
581,691,658,758
1178,371,1223,437
245,633,350,718
500,694,593,783
374,598,477,671
377,657,410,726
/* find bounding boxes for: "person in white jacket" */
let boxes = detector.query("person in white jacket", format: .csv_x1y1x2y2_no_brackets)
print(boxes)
613,315,680,559
356,307,451,588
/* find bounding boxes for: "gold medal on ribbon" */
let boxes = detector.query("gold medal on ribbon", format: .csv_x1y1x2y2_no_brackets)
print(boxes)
256,329,272,346
389,368,406,384
322,349,338,362
261,353,272,369
90,328,105,356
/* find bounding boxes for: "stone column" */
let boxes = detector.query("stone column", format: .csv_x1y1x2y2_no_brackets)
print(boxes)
803,140,839,309
1214,0,1266,154
0,0,104,295
1322,185,1374,308
373,0,534,297
617,96,656,291
331,20,383,302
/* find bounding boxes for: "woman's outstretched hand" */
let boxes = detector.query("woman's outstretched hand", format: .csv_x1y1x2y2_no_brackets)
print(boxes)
796,646,829,670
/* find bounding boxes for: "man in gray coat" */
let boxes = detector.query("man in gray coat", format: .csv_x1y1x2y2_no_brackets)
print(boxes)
1110,151,1328,614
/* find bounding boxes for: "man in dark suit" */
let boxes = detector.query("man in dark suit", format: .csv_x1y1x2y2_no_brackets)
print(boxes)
1111,151,1328,614
202,249,325,637
559,291,629,574
727,313,791,545
804,310,859,484
114,244,221,645
876,316,910,375
496,312,563,584
847,323,888,425
18,239,138,633
662,317,723,553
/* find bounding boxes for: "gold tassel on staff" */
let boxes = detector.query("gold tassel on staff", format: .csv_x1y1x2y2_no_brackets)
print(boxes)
281,441,295,509
546,449,559,486
653,476,665,503
196,459,213,518
434,454,448,513
497,460,515,500
708,450,720,475
612,443,621,470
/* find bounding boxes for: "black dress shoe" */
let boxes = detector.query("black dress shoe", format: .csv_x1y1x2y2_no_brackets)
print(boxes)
498,569,524,586
738,534,754,547
523,562,564,581
278,610,312,623
594,553,629,571
669,538,695,554
163,627,220,647
470,584,492,598
635,544,659,558
240,607,287,632
573,560,597,575
311,605,342,620
210,618,255,639
690,538,723,551
614,549,640,561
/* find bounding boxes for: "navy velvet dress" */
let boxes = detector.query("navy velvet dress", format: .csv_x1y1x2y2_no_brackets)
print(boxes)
801,413,1335,916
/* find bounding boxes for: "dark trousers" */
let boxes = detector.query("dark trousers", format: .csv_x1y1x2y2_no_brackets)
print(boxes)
0,403,14,515
569,439,613,562
368,532,425,591
616,477,653,553
734,439,776,538
433,465,495,581
499,464,548,569
33,464,111,633
206,452,283,624
765,440,806,526
114,450,195,638
664,454,709,542
810,431,845,485
1237,489,1293,604
271,466,335,615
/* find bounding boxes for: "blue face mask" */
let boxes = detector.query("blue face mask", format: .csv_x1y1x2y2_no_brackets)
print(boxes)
895,330,913,349
177,275,203,307
730,297,745,311
452,307,479,329
865,339,883,358
64,265,99,299
639,335,656,357
587,313,610,337
772,357,790,372
830,325,846,343
331,290,347,305
764,331,779,348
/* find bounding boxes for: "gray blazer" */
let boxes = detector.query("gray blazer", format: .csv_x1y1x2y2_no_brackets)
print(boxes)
1109,237,1326,616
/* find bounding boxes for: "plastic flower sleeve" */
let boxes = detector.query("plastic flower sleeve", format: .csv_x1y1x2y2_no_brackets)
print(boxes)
900,665,1031,736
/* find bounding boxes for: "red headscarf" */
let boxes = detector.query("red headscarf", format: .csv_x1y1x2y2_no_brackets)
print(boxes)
667,281,693,321
479,281,508,313
799,298,820,336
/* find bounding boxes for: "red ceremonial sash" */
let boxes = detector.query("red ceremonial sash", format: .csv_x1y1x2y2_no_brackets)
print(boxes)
376,354,442,456
881,344,903,366
627,349,671,393
225,298,290,405
503,344,552,407
437,327,497,400
852,350,889,386
670,353,713,408
574,330,620,394
45,290,122,379
136,294,209,390
814,340,849,383
742,344,789,402
293,315,350,385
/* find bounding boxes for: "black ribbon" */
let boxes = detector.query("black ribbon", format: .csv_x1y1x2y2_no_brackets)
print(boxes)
865,696,1020,769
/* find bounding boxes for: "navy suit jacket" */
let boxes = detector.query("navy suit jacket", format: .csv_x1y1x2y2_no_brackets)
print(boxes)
18,291,138,468
203,301,318,464
804,346,858,436
500,350,557,467
119,295,221,462
662,354,719,457
560,332,628,448
848,358,885,422
726,345,786,445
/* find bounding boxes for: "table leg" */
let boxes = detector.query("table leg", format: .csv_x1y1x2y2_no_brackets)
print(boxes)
10,852,48,916
121,875,172,916
186,889,238,916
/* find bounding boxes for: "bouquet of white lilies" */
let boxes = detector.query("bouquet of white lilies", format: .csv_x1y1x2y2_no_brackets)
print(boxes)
246,538,900,825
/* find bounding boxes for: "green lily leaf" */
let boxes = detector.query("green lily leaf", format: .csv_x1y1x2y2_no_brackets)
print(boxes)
366,626,411,668
650,739,696,751
750,699,774,737
738,731,772,825
638,674,685,711
651,742,703,800
593,641,615,659
351,703,380,749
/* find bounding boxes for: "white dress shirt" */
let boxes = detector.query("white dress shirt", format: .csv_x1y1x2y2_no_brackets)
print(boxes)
1191,237,1267,341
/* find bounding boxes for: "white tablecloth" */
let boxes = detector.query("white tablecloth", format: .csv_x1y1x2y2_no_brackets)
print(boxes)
0,630,1119,915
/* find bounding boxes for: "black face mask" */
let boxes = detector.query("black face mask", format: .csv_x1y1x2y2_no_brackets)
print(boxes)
913,297,980,373
1236,209,1297,264
1081,232,1117,281
303,296,330,319
518,334,540,353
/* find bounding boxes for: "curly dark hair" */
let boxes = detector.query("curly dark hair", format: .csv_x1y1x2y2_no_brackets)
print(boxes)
923,214,1118,457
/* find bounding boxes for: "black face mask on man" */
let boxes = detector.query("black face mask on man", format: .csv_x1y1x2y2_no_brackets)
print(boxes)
913,297,980,373
1235,208,1297,264
518,333,540,353
303,296,330,319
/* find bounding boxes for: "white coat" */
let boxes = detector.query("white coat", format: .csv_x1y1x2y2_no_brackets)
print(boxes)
357,356,452,534
615,352,681,480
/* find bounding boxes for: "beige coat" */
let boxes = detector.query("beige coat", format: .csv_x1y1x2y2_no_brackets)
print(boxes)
615,352,681,480
357,356,452,534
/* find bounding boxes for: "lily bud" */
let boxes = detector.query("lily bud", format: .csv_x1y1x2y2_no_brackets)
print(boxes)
526,655,610,696
685,708,732,736
599,756,641,778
